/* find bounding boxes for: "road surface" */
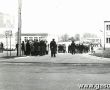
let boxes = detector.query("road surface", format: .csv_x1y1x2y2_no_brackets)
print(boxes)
0,53,110,90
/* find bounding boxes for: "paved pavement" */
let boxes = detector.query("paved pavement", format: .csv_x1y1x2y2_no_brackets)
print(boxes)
0,51,16,57
0,53,110,90
0,53,110,63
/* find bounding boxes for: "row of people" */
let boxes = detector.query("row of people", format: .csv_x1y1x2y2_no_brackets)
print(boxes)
0,42,3,53
16,40,49,56
68,41,90,54
16,40,92,57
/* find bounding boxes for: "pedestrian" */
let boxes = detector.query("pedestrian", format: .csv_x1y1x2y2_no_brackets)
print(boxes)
30,41,34,56
50,39,57,57
0,42,2,53
91,45,94,54
1,42,3,53
45,41,49,55
33,39,39,56
26,40,31,56
16,43,18,56
21,41,25,55
70,41,76,55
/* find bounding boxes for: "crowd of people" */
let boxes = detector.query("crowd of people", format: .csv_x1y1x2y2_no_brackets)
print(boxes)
68,41,90,54
16,39,94,57
0,42,3,53
16,40,49,56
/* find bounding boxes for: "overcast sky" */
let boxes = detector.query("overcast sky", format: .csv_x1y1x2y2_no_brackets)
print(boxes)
0,0,110,36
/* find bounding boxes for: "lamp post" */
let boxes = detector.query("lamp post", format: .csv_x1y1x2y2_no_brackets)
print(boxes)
99,29,105,50
99,30,103,47
104,22,105,50
18,0,22,56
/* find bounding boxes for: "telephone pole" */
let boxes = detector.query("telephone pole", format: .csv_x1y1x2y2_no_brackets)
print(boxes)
18,0,22,56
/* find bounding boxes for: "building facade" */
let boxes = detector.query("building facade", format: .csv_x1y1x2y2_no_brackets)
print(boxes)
21,33,48,42
104,21,110,48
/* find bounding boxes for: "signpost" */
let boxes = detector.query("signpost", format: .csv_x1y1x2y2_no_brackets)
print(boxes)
5,30,12,56
5,35,8,56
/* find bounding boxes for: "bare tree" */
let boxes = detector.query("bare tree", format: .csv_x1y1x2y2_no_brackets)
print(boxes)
74,34,80,41
68,37,75,41
60,34,69,42
83,33,97,39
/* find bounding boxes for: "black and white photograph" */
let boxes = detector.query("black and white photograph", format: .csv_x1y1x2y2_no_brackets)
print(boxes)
0,0,110,90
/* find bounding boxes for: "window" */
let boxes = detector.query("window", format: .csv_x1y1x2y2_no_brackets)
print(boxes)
109,38,110,43
39,37,42,41
106,25,110,30
34,37,38,41
107,25,109,30
106,38,108,43
29,37,33,41
109,25,110,30
106,38,110,43
24,37,28,42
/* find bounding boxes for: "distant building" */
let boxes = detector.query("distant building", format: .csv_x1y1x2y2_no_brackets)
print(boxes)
104,21,110,48
81,38,101,47
20,33,48,42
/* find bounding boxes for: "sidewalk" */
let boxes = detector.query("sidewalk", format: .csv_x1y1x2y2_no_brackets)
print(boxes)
1,53,110,64
0,51,17,57
93,48,110,58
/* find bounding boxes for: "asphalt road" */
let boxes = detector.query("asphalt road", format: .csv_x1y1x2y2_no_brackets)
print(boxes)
0,53,110,90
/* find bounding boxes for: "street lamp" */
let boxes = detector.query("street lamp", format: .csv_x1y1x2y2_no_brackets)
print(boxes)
18,0,22,56
104,22,105,50
99,29,105,50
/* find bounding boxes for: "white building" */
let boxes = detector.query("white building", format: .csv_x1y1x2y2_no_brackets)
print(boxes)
20,33,48,42
104,21,110,48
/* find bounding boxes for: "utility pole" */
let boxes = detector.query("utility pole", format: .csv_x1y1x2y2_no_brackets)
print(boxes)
18,0,22,56
6,35,8,56
104,21,105,50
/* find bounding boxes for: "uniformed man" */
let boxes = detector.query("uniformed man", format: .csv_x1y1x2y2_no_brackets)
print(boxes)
33,39,39,56
50,39,57,57
26,40,31,56
16,43,18,56
1,42,3,53
21,41,25,55
70,41,76,55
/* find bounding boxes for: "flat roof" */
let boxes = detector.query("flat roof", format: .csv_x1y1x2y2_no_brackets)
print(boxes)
104,21,110,22
21,33,48,36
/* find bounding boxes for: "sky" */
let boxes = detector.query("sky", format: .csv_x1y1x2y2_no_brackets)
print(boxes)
0,0,110,36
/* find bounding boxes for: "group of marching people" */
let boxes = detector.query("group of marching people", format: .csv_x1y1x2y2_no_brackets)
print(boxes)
16,39,92,57
68,41,90,54
16,40,49,56
0,42,3,53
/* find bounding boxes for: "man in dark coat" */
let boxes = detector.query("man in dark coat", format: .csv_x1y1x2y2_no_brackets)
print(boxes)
33,39,39,56
16,43,18,56
71,41,76,55
26,40,31,56
21,41,25,55
50,39,57,57
1,42,3,53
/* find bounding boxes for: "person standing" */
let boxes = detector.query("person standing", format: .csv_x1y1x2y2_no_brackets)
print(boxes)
50,39,57,57
26,40,31,56
33,40,38,56
71,41,76,55
1,42,3,53
16,43,18,56
0,42,2,53
21,41,25,55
